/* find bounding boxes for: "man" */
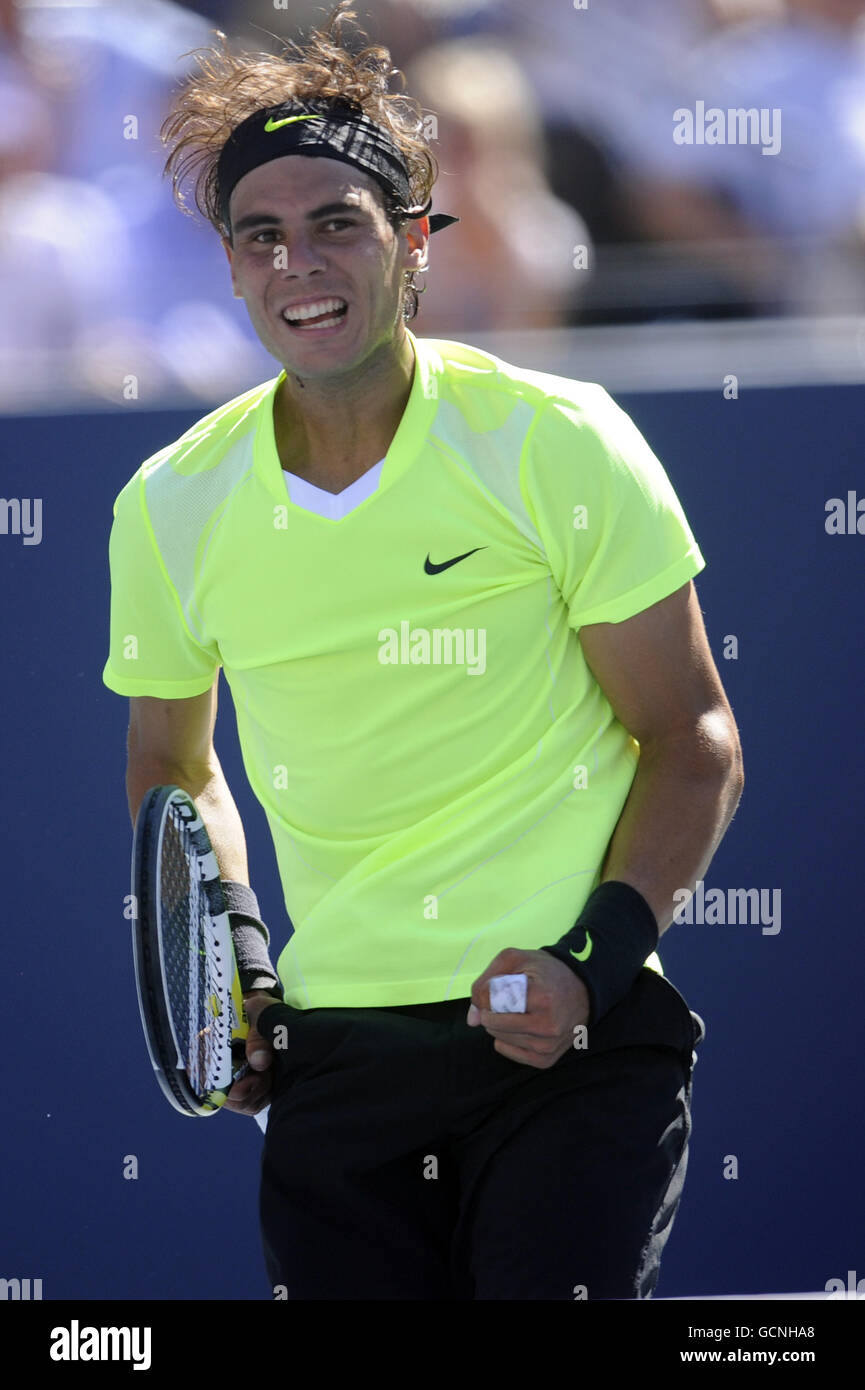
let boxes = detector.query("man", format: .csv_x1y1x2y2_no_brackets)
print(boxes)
103,4,743,1300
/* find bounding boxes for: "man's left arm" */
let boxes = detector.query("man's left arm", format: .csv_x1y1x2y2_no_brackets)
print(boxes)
468,578,744,1065
580,577,744,931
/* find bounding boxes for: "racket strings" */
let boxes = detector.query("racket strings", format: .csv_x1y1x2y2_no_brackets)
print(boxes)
161,806,233,1101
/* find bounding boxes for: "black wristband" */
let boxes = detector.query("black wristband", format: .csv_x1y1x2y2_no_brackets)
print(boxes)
540,880,659,1025
221,880,284,1000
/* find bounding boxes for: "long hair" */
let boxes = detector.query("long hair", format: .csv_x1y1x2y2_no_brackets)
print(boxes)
161,2,438,319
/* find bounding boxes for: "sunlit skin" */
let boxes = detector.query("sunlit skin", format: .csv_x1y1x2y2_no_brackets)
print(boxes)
221,154,430,492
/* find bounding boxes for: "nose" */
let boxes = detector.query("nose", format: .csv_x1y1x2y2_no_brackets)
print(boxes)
273,228,327,277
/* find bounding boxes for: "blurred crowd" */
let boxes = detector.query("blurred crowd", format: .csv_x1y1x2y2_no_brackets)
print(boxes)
2,0,865,404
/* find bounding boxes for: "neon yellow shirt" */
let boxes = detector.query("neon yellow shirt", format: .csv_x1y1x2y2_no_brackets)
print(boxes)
103,330,705,1006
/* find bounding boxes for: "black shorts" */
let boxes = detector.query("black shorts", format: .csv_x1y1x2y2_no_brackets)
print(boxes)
256,967,706,1300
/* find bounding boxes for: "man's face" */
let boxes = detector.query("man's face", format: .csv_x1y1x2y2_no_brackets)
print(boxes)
222,154,428,377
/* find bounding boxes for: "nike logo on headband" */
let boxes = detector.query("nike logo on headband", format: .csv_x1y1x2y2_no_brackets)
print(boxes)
264,114,323,133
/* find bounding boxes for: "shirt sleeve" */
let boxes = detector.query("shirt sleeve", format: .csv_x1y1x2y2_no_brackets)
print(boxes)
102,470,221,698
521,385,706,628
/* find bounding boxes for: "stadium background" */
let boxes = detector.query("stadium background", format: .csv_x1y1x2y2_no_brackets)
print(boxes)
1,0,862,1299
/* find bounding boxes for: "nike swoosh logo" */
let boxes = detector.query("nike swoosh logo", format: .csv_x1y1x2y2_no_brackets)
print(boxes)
569,933,592,963
424,547,487,575
264,114,322,132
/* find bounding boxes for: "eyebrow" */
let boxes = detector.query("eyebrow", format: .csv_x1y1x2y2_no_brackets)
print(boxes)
232,200,368,235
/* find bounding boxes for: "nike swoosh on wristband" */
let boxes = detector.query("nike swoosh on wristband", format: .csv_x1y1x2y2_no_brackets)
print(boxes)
424,547,487,574
263,115,323,132
569,933,593,962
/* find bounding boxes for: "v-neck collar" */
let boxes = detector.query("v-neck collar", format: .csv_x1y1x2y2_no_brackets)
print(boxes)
284,457,385,518
253,329,442,516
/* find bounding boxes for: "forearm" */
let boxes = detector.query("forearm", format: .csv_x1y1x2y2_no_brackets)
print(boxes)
126,752,281,995
126,751,249,884
599,732,744,937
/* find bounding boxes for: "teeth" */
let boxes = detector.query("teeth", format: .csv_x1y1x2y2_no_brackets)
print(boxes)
283,298,346,322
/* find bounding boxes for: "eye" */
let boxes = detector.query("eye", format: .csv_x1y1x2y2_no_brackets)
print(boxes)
321,218,355,231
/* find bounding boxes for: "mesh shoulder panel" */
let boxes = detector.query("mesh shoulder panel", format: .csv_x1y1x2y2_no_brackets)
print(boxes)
140,383,274,643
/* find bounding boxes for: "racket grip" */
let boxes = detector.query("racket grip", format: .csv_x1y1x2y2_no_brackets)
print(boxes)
231,1038,251,1085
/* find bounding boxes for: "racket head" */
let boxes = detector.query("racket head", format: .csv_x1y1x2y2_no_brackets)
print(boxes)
131,785,249,1117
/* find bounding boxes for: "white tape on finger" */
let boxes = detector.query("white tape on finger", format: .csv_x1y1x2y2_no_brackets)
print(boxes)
489,973,527,1013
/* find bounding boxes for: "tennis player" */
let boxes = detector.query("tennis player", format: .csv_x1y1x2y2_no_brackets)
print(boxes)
103,3,744,1300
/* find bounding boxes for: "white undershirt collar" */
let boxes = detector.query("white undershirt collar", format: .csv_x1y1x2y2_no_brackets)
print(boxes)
283,458,385,520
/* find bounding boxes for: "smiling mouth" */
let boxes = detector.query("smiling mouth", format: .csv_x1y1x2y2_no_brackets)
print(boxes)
281,297,348,330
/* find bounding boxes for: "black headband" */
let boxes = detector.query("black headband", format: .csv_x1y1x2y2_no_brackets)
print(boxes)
216,97,459,236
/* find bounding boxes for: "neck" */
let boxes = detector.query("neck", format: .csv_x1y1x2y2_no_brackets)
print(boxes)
273,327,416,492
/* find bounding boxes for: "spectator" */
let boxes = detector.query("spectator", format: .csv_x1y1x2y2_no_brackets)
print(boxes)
405,36,591,332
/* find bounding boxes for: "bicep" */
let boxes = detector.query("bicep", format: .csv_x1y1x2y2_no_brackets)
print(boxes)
577,580,738,751
127,677,219,770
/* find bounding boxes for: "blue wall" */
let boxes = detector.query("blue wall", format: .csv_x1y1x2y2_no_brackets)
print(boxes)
1,380,861,1299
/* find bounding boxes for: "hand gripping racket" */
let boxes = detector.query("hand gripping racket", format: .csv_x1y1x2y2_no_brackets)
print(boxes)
130,785,252,1117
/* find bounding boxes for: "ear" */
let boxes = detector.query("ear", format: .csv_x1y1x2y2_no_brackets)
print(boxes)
404,214,430,274
222,237,243,300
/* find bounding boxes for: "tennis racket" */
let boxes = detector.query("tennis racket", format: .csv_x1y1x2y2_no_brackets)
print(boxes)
130,784,252,1117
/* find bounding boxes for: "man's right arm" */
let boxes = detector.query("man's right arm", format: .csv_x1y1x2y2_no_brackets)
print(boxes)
126,677,282,1115
126,677,249,886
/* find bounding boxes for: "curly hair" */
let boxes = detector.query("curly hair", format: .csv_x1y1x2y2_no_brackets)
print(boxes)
161,2,438,320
